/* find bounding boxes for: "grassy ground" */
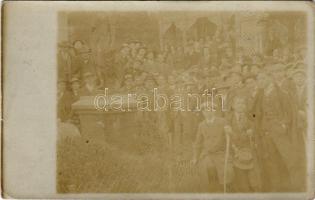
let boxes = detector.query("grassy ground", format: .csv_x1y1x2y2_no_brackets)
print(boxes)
57,133,209,193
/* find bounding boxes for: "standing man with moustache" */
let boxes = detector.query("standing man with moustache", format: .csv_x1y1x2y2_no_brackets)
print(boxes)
251,72,299,192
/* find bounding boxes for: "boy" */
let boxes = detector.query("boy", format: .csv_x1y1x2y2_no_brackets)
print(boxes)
192,103,234,192
228,96,261,192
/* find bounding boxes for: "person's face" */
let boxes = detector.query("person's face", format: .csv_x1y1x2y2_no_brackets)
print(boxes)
283,48,289,56
141,72,147,79
125,78,133,86
122,47,130,55
251,65,260,74
60,49,68,59
273,49,280,58
242,65,250,74
135,43,141,49
85,76,96,85
257,74,269,88
193,42,200,51
168,76,176,85
298,49,306,60
129,42,136,49
81,52,90,60
139,49,146,55
186,84,197,93
203,48,210,55
252,55,260,63
273,70,285,81
147,52,154,60
226,48,233,57
202,110,215,120
133,61,142,69
210,66,217,71
73,41,83,50
233,99,246,113
157,76,166,86
215,35,221,42
145,80,155,89
134,77,143,86
229,74,242,86
164,45,169,52
203,67,209,74
157,55,164,62
177,46,183,52
293,73,305,86
58,83,66,93
71,82,80,91
245,78,256,89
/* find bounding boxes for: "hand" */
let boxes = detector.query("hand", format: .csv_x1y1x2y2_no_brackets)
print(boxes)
191,158,198,165
224,125,233,134
246,129,254,137
281,123,287,130
298,110,305,117
232,145,239,155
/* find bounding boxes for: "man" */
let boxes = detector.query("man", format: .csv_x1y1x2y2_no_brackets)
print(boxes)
73,40,85,55
58,42,72,83
71,45,96,83
133,74,146,93
70,77,81,102
143,51,158,74
200,47,211,68
228,97,261,192
243,76,258,110
119,74,135,92
57,80,73,122
139,76,158,139
192,103,234,192
252,72,300,192
64,77,82,126
79,72,99,96
291,70,307,113
156,53,169,76
114,45,132,82
270,63,287,88
291,69,307,190
225,72,246,112
136,47,146,62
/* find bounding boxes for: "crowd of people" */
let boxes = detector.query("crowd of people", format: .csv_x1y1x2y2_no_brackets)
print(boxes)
57,28,307,193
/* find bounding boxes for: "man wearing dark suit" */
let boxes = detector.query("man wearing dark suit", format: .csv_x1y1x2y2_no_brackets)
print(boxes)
252,72,300,192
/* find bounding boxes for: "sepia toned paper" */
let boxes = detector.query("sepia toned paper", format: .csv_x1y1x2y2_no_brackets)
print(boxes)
2,1,315,199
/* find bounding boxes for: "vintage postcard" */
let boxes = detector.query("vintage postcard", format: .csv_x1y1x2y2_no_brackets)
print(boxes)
2,1,315,199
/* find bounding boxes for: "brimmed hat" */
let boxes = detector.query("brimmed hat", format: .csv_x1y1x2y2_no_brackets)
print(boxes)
233,148,254,170
58,79,67,84
271,63,286,72
144,75,157,85
290,69,306,78
83,72,95,78
295,62,306,70
183,79,196,86
77,45,91,54
58,41,72,48
124,74,133,80
70,77,80,83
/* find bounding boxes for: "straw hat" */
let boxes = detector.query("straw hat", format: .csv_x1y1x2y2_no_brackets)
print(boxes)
233,148,254,170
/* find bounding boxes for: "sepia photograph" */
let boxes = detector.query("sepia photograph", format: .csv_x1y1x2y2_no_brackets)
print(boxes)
2,1,315,199
57,10,308,194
